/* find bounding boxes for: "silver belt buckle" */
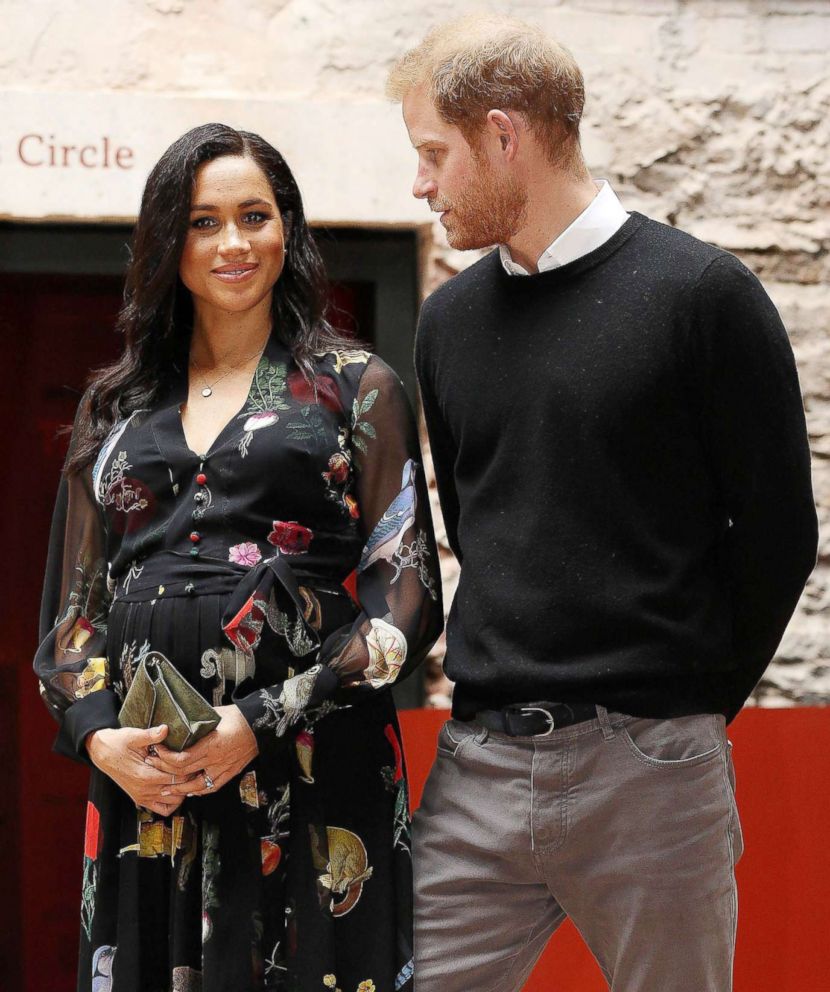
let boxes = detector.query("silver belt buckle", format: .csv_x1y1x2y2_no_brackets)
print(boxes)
520,706,555,737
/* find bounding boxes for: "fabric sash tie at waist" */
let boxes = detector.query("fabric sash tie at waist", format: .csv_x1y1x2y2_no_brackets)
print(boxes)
111,550,348,660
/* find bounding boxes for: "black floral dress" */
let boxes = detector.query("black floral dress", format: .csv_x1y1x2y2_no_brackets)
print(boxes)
35,338,443,992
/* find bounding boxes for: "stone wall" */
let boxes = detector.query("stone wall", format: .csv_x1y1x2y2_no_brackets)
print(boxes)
2,0,826,704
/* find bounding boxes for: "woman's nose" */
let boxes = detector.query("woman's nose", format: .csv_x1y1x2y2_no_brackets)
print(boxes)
219,224,250,255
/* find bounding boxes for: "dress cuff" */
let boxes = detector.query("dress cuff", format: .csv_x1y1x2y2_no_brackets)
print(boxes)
53,688,121,765
235,664,340,736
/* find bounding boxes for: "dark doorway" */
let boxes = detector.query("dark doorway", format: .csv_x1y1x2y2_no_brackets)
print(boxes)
0,222,420,992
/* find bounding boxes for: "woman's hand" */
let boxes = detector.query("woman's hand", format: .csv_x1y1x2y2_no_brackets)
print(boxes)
144,705,259,800
86,725,197,816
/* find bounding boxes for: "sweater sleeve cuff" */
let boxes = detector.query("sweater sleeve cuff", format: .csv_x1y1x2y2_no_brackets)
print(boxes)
53,688,121,765
235,664,340,735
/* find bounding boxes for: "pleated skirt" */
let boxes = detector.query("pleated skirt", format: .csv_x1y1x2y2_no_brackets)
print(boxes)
77,591,413,992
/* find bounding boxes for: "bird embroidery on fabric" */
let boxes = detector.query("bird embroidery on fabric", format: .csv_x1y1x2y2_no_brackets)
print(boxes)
357,460,418,573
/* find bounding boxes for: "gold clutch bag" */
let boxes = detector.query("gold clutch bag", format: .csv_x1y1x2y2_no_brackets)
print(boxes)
118,651,221,751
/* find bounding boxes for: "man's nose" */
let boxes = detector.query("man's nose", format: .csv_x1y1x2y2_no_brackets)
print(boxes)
413,170,437,201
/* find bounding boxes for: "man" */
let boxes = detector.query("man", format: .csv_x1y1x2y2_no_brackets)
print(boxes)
387,14,818,992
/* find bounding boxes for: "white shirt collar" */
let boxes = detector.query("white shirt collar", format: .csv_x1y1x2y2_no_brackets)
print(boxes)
499,180,629,276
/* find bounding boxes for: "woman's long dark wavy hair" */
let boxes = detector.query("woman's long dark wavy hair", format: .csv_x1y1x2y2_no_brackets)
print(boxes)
67,123,353,474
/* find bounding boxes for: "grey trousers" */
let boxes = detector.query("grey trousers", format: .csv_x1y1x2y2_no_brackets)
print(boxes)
413,708,743,992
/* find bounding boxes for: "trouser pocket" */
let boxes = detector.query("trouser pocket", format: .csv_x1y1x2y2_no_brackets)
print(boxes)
621,713,723,768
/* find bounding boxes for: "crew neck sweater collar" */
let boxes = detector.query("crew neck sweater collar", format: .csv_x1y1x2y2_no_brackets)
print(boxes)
498,179,629,275
493,211,648,288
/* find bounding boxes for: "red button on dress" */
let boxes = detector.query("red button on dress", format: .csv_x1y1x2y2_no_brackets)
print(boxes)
196,473,207,485
190,532,201,543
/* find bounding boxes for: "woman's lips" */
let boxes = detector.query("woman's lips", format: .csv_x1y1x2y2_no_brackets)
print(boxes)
211,263,259,283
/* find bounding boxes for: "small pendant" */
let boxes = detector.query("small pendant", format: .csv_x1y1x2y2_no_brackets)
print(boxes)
201,387,212,398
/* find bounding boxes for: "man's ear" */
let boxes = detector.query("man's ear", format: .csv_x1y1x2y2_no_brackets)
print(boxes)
486,110,519,161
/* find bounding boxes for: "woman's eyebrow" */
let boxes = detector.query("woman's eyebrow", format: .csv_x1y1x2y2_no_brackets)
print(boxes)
189,198,272,211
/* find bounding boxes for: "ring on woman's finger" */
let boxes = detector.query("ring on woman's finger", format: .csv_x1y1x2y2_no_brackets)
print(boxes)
203,771,215,791
171,773,177,786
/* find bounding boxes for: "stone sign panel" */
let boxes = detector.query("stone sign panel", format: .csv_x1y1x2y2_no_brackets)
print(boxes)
0,90,424,225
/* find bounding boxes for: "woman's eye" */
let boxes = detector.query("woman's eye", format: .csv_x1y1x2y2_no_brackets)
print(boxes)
191,216,216,230
242,211,269,225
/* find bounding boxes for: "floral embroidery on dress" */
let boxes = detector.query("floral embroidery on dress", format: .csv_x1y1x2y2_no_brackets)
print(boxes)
91,409,144,501
260,783,290,879
201,823,221,944
98,451,154,529
112,638,151,700
364,619,407,688
381,726,411,856
229,542,262,567
268,521,313,554
322,428,360,520
351,389,378,455
390,530,439,600
237,357,290,457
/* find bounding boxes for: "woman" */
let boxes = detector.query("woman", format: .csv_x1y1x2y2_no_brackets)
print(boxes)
35,123,442,992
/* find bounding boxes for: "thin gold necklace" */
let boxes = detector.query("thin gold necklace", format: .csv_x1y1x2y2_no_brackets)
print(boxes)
189,343,267,398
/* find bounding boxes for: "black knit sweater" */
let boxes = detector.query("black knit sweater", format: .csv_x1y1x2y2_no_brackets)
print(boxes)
415,213,817,723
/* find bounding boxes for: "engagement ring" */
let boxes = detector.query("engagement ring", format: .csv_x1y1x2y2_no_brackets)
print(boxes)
203,771,215,791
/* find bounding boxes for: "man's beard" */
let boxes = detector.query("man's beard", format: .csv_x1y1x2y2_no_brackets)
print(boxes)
432,163,528,251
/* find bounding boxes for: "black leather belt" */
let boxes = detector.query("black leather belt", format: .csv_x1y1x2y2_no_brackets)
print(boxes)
476,701,599,737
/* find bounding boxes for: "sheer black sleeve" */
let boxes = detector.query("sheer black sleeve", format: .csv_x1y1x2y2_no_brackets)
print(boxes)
318,355,444,691
35,415,119,763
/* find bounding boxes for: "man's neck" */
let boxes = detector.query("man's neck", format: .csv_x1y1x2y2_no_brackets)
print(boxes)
504,171,599,274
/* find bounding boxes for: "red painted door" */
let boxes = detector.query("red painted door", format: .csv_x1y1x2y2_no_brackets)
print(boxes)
0,272,124,991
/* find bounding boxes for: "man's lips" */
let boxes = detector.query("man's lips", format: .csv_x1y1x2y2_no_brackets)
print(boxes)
211,263,259,283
